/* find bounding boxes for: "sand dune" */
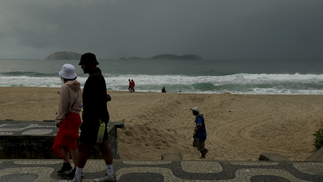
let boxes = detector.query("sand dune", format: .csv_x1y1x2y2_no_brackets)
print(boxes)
0,87,322,161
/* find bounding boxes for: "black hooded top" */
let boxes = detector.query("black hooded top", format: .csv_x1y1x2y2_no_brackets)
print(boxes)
82,68,110,123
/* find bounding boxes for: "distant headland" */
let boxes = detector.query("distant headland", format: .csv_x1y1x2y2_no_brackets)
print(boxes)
118,54,202,60
45,52,202,60
44,51,82,60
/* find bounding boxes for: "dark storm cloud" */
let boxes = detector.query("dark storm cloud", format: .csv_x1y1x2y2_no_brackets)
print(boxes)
0,0,322,59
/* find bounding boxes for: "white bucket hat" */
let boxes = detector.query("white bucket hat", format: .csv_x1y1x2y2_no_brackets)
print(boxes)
190,107,199,112
59,64,77,79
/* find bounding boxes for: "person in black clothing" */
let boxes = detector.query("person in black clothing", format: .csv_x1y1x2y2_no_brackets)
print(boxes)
128,79,132,92
162,87,166,93
63,53,116,182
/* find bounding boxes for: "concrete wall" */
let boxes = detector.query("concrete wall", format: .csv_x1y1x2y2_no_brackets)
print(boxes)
0,123,123,159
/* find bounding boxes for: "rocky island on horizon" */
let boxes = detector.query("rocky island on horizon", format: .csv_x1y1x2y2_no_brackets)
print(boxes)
45,52,202,60
118,54,202,60
44,51,82,60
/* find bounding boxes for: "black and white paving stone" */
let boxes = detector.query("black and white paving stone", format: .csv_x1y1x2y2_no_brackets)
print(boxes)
0,121,122,136
0,160,322,182
0,121,58,136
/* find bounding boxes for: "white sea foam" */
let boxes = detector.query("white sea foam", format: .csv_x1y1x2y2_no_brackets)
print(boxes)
1,73,323,95
0,76,88,88
106,73,323,88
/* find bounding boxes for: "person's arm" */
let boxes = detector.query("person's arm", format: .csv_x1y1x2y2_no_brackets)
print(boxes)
193,125,202,138
55,85,70,125
193,117,202,138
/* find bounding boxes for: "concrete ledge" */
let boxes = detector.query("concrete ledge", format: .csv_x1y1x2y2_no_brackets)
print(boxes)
0,135,57,159
305,147,323,162
0,121,124,159
259,153,291,162
161,153,182,161
111,122,124,129
43,120,55,122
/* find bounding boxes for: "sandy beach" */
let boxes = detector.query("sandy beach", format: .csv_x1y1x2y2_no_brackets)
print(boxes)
0,87,322,161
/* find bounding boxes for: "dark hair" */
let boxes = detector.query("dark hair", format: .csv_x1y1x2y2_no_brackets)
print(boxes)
63,77,77,83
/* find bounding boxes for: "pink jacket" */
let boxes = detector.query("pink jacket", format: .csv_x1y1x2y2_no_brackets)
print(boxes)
55,80,82,124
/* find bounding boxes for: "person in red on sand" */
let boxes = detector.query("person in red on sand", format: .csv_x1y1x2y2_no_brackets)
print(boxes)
131,79,135,92
52,64,82,176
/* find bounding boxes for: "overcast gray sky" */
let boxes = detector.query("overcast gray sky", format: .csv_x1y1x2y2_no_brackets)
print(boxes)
0,0,322,59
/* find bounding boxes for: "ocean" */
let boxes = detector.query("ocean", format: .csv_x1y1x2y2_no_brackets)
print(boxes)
0,59,323,95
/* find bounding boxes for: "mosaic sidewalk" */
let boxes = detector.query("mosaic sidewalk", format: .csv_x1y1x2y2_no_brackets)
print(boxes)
0,120,123,136
0,159,322,182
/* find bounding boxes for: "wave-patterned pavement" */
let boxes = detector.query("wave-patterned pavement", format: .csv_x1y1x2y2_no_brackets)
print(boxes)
0,160,322,181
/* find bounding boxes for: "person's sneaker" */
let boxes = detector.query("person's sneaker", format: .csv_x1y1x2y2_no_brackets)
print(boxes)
57,162,73,174
93,175,117,182
64,168,84,179
59,176,82,182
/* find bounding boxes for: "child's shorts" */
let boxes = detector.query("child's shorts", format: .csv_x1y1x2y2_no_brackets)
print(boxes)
197,140,205,151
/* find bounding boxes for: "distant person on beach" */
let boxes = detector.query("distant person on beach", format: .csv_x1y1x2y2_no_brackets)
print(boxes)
53,64,82,177
131,79,135,92
162,87,166,93
61,53,116,182
128,79,132,92
191,107,208,158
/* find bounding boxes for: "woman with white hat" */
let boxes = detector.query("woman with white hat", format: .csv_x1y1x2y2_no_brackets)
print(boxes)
52,64,82,178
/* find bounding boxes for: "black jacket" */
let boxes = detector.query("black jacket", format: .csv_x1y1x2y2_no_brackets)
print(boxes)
82,68,110,123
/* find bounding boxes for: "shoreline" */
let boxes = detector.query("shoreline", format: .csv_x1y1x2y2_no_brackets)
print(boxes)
2,86,323,96
0,87,322,161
